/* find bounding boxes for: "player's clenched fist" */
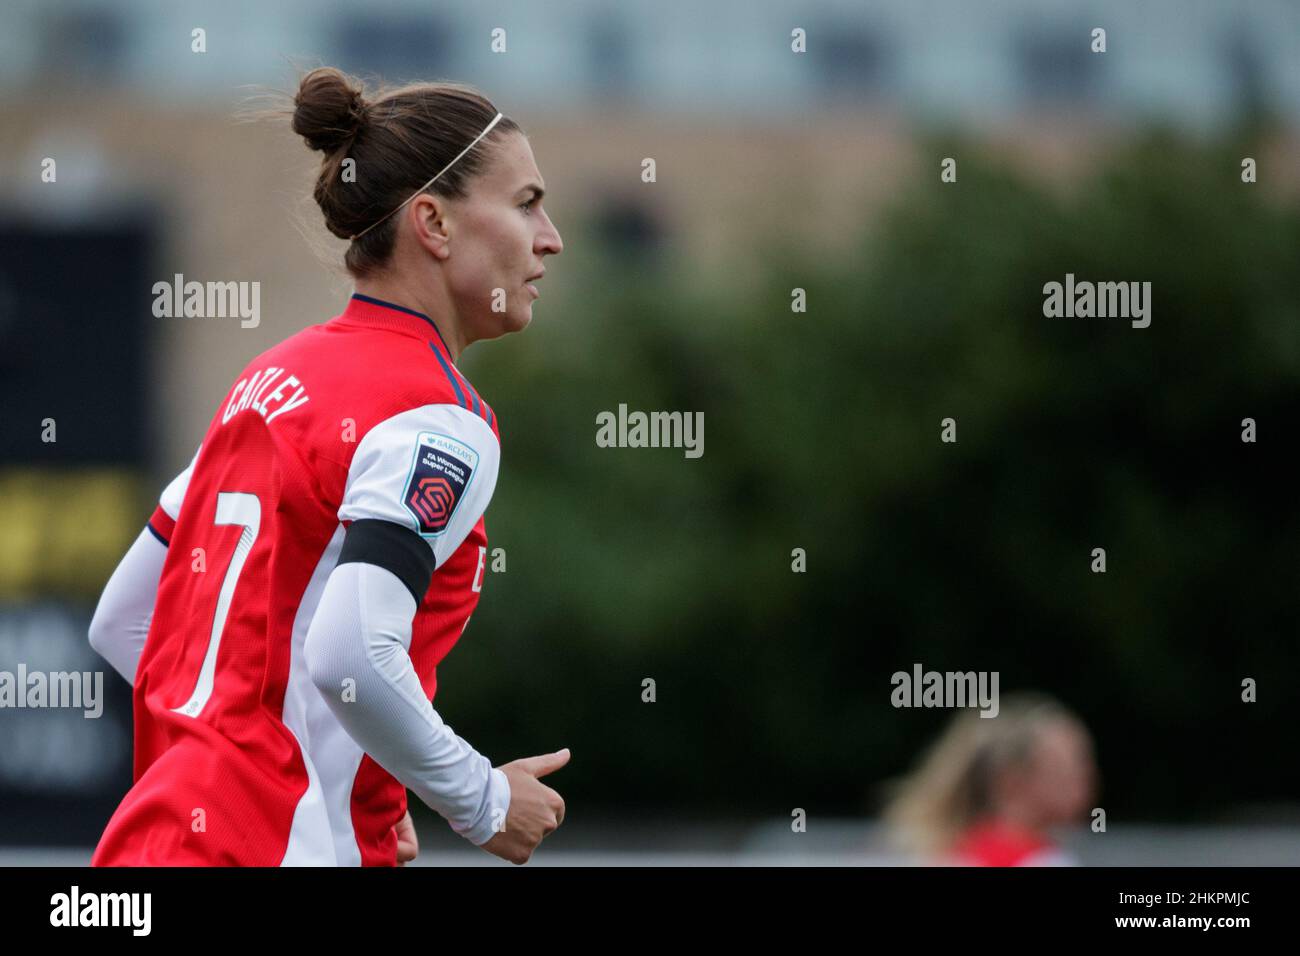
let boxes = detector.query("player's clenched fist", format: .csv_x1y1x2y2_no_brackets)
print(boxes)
481,748,570,864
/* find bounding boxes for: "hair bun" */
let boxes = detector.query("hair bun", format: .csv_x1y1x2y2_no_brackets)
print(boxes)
293,67,368,154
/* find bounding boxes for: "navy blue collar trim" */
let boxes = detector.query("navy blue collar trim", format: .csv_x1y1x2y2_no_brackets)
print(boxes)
350,293,456,360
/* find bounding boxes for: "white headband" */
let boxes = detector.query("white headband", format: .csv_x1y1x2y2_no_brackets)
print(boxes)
349,111,505,242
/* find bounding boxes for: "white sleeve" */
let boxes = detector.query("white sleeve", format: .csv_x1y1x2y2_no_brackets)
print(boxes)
303,560,511,846
88,526,168,685
338,404,499,569
159,443,202,523
87,443,200,684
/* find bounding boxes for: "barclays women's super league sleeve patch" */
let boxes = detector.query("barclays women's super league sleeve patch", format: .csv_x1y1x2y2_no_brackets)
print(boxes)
402,432,479,535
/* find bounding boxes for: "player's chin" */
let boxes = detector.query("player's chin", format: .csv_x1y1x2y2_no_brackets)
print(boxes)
503,303,534,334
478,300,533,339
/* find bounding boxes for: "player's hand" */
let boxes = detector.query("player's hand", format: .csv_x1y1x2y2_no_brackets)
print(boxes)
480,748,569,864
394,809,419,865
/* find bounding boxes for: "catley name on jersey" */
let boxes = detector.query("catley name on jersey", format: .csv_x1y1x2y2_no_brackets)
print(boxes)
221,365,311,426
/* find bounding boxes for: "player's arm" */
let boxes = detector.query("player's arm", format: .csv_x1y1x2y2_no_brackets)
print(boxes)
304,530,510,845
303,403,509,845
88,445,200,685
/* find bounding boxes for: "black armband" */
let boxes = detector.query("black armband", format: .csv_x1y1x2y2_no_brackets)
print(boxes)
337,519,436,605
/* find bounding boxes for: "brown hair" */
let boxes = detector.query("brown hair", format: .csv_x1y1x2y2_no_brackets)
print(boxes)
289,66,520,279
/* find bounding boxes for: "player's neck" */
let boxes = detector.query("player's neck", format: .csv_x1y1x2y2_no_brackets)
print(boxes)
352,278,466,362
986,804,1048,834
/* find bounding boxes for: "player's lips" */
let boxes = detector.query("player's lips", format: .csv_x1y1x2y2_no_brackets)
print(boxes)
525,269,544,299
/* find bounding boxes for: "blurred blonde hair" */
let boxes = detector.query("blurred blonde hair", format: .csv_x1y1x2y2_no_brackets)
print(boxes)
880,691,1084,857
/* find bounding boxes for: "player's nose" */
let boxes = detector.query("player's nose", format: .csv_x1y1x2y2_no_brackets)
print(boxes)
537,211,562,256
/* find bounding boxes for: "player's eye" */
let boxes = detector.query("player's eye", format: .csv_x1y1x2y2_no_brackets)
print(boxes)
520,196,539,214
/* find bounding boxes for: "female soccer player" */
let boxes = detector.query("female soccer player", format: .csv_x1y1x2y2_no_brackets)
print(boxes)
881,693,1098,866
87,67,566,866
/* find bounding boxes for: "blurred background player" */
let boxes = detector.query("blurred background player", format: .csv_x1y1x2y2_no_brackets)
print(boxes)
87,67,566,866
881,692,1099,866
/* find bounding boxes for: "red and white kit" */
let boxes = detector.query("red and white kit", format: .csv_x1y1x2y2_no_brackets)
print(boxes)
90,293,510,866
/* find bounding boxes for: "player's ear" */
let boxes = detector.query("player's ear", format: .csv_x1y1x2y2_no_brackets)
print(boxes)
409,194,452,261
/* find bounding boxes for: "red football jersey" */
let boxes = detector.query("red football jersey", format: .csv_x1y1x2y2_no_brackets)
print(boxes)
92,294,501,866
949,819,1073,867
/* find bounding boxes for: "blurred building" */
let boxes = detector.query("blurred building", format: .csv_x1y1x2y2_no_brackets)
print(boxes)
0,0,1296,126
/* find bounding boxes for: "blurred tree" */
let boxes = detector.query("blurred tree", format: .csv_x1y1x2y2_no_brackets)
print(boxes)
438,131,1300,824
